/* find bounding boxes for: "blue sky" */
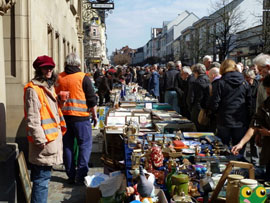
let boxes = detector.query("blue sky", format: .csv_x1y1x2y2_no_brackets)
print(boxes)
106,0,214,56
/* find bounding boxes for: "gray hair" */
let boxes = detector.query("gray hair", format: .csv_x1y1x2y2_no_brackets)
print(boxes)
65,53,81,67
243,69,256,79
209,62,221,69
253,53,270,67
182,66,192,75
203,55,212,63
192,63,206,75
175,60,182,66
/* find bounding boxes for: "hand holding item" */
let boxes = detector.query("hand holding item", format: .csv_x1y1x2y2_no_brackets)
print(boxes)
231,143,243,155
59,91,70,102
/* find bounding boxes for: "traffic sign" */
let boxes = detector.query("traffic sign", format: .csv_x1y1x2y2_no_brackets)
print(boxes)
91,3,114,9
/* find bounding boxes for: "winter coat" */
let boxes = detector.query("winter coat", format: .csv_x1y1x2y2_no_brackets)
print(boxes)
98,76,112,95
191,74,210,111
174,73,190,118
250,97,270,165
250,79,259,116
209,71,252,128
256,80,267,112
137,70,145,87
148,71,160,97
186,74,196,112
24,80,63,166
142,72,151,90
164,69,179,91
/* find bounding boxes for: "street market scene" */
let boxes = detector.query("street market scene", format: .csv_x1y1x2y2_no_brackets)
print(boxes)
1,0,270,203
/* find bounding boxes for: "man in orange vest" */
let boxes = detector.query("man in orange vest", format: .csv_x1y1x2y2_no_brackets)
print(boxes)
55,53,97,184
24,55,67,203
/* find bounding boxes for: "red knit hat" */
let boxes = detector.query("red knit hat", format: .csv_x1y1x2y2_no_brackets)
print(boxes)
33,55,55,70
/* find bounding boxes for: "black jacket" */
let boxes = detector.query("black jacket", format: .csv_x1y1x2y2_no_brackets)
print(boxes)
98,76,112,95
191,74,210,110
63,66,97,122
209,71,252,128
250,97,270,165
142,72,151,90
250,79,259,116
174,73,190,118
164,69,179,91
186,74,196,111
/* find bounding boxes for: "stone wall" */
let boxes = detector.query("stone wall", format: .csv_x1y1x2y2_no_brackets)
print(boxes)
3,0,84,144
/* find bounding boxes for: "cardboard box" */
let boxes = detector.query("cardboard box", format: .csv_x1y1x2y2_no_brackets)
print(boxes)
155,189,168,203
85,187,102,203
85,187,167,203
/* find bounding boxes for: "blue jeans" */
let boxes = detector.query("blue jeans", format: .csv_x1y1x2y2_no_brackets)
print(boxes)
164,90,180,113
30,164,52,203
63,120,92,181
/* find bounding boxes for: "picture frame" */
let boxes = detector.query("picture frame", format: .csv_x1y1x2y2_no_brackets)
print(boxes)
106,116,126,126
144,102,153,110
126,116,140,124
17,151,32,203
133,112,151,119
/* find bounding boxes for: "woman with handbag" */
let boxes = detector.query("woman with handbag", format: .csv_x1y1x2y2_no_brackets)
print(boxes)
189,63,210,131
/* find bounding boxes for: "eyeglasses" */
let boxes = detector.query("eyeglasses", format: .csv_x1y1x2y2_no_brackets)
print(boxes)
41,66,54,70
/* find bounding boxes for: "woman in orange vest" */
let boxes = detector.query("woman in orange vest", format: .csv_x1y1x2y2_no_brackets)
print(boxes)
24,55,66,203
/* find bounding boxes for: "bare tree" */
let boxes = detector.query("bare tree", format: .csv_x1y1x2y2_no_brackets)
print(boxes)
210,0,246,61
192,27,209,63
113,54,131,65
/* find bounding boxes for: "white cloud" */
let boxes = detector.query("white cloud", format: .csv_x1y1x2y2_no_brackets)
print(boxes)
106,0,214,55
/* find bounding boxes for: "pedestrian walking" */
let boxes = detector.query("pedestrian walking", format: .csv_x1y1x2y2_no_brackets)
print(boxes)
24,55,67,203
148,64,160,99
55,53,97,184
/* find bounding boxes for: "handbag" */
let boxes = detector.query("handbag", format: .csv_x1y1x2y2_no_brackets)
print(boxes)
198,109,210,126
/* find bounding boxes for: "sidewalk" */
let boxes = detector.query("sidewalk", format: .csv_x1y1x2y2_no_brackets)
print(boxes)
48,130,104,202
48,166,103,203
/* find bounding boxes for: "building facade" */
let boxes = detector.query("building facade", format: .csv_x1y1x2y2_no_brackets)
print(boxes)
3,0,84,143
83,1,108,70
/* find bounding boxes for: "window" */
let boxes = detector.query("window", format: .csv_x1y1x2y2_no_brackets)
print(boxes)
55,32,60,72
48,26,53,57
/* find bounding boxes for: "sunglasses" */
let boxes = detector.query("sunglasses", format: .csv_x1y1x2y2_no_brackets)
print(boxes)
41,66,54,70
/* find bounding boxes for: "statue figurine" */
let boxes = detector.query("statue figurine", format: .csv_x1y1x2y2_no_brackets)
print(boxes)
195,145,200,155
204,147,211,157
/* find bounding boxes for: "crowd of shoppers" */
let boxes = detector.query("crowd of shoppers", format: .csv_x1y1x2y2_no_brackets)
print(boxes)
24,52,270,202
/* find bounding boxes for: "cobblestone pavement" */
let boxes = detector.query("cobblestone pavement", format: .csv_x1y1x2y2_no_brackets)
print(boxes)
48,130,104,203
48,166,103,203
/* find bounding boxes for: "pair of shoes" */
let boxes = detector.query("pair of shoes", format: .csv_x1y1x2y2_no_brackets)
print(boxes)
67,177,75,185
75,179,85,186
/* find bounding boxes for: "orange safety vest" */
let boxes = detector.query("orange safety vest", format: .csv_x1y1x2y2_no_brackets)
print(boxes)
24,82,67,143
56,72,90,117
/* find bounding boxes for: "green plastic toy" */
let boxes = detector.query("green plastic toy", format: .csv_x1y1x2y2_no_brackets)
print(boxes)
239,185,267,203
